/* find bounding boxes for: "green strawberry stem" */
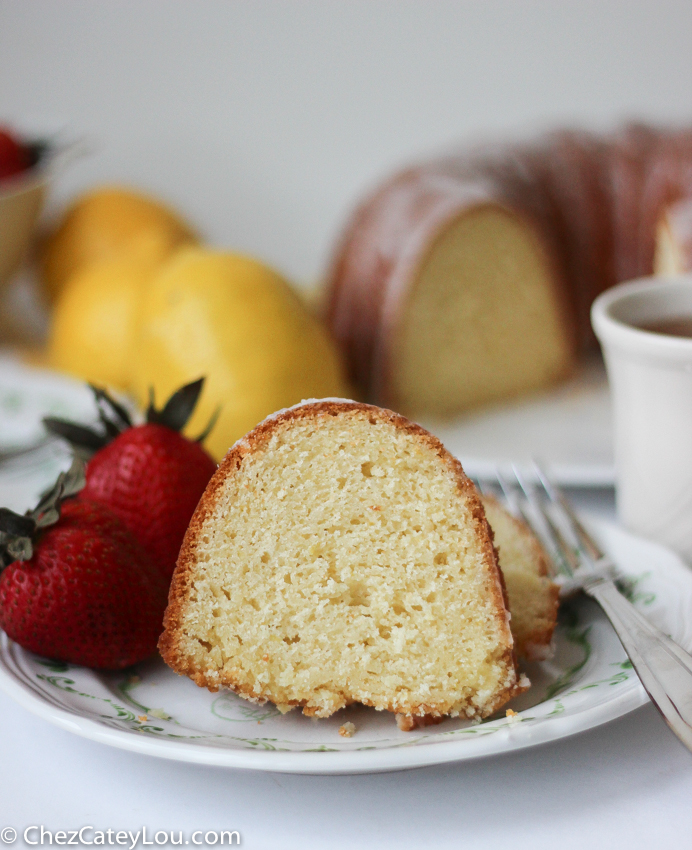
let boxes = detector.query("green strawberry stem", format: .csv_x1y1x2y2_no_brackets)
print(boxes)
43,378,219,455
146,378,204,431
0,457,86,569
41,418,109,455
194,404,221,443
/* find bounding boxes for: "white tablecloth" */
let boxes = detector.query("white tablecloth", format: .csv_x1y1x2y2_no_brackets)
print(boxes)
2,489,691,849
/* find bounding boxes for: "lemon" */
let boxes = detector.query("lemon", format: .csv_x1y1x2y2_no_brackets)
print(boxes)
48,256,158,390
131,247,351,459
40,186,197,300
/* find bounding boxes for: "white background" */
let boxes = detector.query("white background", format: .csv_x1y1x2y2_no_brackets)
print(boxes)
1,2,692,847
2,1,692,286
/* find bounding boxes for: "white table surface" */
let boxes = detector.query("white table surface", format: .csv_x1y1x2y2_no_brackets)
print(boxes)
2,489,691,849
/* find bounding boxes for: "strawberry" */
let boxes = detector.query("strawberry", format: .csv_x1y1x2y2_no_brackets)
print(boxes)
44,380,218,583
0,127,30,181
0,460,168,669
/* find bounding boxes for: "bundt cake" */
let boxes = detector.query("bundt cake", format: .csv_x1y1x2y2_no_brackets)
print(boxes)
325,124,692,417
655,197,692,276
481,495,559,661
159,400,528,728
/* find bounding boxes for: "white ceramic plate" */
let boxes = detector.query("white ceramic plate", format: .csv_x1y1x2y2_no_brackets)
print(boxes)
0,518,689,775
0,354,96,512
419,356,614,487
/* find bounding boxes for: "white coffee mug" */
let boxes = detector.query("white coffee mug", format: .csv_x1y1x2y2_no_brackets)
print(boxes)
592,276,692,561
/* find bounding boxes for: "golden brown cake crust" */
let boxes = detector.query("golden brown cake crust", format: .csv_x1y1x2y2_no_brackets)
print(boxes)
159,399,525,720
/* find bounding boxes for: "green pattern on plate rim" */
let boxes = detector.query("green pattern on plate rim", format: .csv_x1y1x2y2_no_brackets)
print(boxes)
2,512,692,773
0,573,654,754
0,358,690,771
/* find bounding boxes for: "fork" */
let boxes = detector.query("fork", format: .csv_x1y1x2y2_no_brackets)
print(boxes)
489,463,692,754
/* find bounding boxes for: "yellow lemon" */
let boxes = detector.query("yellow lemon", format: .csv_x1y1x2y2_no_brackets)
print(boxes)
48,256,159,390
40,186,197,300
131,247,351,459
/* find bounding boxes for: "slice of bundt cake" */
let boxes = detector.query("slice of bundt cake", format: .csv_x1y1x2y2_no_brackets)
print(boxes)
159,400,527,727
481,495,559,661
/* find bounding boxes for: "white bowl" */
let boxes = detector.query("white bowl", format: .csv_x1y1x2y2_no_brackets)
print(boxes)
0,141,51,291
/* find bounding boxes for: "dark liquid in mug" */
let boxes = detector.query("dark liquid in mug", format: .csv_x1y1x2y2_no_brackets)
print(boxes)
638,317,692,338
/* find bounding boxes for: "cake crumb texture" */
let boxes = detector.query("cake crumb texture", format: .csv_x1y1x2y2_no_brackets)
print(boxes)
160,401,524,723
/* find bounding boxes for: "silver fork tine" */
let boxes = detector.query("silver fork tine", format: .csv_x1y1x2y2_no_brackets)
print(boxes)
533,461,618,582
495,468,522,517
511,465,599,594
510,465,574,578
474,477,490,497
534,460,604,564
496,468,550,549
537,502,582,576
